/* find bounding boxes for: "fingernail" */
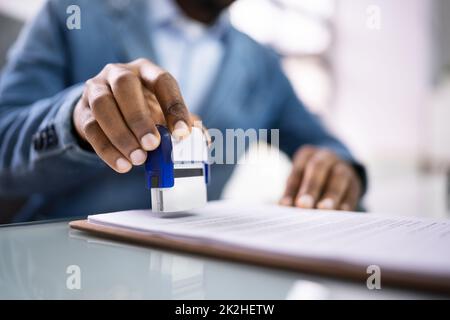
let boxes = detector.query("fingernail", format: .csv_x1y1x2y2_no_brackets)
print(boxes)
280,197,293,206
172,121,190,140
296,194,314,209
116,158,132,173
130,149,147,165
318,198,335,210
141,133,160,151
341,203,351,211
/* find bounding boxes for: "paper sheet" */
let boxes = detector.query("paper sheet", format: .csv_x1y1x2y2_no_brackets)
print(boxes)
88,201,450,279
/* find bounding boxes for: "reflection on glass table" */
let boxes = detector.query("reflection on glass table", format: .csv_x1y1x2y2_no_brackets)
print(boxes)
0,220,447,300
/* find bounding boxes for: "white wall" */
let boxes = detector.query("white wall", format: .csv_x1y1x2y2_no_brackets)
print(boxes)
0,0,44,21
331,0,449,217
332,0,432,162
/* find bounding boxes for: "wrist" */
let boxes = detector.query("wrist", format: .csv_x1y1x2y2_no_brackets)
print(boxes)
72,97,93,151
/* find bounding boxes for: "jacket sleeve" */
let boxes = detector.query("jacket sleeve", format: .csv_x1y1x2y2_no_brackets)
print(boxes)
268,55,368,194
0,0,105,196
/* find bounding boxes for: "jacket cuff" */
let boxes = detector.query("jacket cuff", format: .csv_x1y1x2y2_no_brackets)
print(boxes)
51,84,102,166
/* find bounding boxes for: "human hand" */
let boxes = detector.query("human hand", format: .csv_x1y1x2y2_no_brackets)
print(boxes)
279,146,362,211
73,58,192,173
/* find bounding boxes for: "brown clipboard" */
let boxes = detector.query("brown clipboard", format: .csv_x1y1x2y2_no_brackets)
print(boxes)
69,219,450,295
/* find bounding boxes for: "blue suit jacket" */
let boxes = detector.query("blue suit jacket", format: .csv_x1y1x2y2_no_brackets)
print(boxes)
0,0,366,221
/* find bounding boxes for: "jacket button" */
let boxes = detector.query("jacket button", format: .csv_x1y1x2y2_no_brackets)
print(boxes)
33,124,59,151
45,124,58,148
32,133,44,151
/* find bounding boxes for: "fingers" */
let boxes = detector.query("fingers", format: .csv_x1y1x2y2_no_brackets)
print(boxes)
339,175,362,211
130,59,191,139
104,64,160,151
144,89,166,125
295,150,338,209
278,146,363,211
75,58,195,174
85,79,147,166
279,147,316,206
75,98,132,173
317,163,352,210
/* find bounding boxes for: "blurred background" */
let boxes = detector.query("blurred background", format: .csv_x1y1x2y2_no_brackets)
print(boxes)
1,0,449,219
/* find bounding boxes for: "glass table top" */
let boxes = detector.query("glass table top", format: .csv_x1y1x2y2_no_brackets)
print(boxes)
0,220,446,299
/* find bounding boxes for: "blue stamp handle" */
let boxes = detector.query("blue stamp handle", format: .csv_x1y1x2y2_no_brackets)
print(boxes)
144,125,174,189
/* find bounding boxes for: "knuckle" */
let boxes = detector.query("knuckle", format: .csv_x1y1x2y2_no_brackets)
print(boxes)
305,179,319,193
155,71,179,91
126,112,143,125
97,140,111,155
166,102,186,118
332,163,351,178
294,145,315,159
82,118,98,138
318,149,337,162
156,71,174,83
111,132,134,150
111,70,136,88
90,92,112,111
309,156,326,171
326,186,341,198
302,145,316,154
126,112,145,128
85,78,95,89
103,63,116,72
85,77,104,94
133,58,150,65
